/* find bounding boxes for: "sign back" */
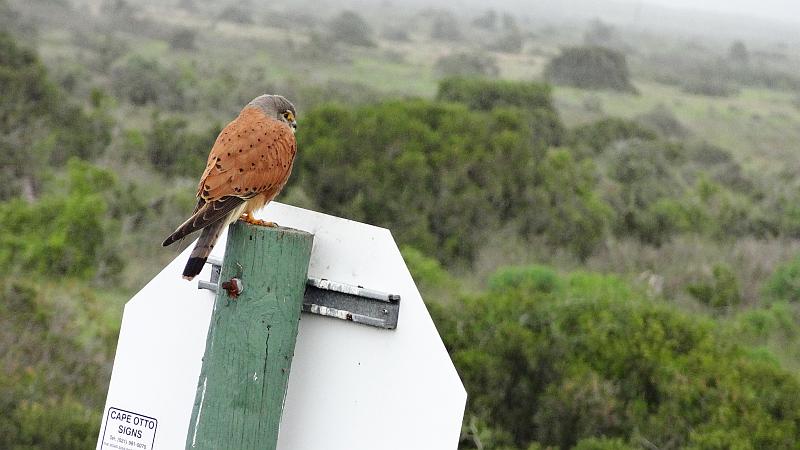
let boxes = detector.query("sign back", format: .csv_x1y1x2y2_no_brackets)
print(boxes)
97,202,466,450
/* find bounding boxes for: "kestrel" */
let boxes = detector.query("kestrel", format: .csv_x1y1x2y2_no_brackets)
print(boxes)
162,94,298,280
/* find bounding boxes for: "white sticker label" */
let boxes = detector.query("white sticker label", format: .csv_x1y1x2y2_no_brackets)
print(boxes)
100,407,158,450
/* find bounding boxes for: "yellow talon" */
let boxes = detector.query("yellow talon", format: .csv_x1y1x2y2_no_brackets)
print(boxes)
239,214,277,227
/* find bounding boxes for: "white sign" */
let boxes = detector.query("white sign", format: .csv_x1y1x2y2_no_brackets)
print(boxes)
97,202,467,450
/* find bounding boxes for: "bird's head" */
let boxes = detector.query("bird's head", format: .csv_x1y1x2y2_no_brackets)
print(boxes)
248,94,297,133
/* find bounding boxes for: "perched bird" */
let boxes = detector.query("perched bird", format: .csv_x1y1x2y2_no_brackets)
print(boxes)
162,94,298,280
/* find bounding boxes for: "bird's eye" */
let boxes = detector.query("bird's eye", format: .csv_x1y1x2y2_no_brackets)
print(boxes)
283,111,294,121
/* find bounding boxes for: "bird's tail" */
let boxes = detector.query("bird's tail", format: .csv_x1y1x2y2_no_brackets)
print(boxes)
183,220,226,280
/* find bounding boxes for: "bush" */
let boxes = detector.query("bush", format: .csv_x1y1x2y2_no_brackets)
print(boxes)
146,113,219,177
295,96,605,263
606,139,691,245
217,4,253,24
438,77,554,114
635,104,688,139
430,13,462,41
487,30,524,53
0,274,120,449
0,160,122,279
686,263,743,308
544,46,637,93
573,437,634,450
567,117,657,154
472,10,497,31
764,255,800,303
328,10,375,47
681,78,738,97
381,27,409,42
434,52,499,78
401,246,458,301
168,27,197,50
110,55,189,109
488,265,561,294
435,265,800,449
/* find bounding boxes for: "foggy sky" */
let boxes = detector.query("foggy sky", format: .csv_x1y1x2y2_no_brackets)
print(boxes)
639,0,800,24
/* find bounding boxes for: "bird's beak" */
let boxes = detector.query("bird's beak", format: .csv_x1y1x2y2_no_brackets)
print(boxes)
290,121,297,134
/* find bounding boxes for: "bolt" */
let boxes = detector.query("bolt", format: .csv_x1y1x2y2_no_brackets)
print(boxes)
221,277,244,298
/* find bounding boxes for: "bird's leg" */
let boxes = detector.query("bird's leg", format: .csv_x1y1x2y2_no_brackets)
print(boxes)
239,212,255,224
239,213,278,227
258,221,278,228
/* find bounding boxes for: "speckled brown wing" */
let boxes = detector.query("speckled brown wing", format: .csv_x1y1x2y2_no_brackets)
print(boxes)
198,107,297,202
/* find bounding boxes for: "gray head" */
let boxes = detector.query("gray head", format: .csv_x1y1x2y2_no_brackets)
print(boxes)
247,94,297,132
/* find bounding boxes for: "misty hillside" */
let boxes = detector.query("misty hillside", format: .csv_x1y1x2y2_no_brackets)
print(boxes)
3,0,800,448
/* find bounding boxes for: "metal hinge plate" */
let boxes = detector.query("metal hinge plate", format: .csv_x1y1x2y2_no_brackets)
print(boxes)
198,258,400,329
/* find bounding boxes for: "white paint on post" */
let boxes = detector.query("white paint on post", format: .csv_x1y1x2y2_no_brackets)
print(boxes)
97,202,467,450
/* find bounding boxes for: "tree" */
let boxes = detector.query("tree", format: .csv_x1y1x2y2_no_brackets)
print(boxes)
472,10,497,31
544,46,637,93
328,10,375,47
584,19,614,43
430,12,462,41
434,52,499,78
728,40,750,65
168,27,197,50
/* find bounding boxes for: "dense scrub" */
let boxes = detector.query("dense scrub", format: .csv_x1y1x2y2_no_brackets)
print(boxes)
432,266,800,449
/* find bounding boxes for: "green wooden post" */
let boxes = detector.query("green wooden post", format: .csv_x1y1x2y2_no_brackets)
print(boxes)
185,221,314,450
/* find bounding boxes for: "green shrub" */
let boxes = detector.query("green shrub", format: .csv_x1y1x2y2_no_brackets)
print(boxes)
635,104,688,139
0,159,122,279
764,255,800,303
606,139,689,245
295,97,607,263
544,46,637,93
401,246,457,297
434,53,499,78
0,31,111,198
488,265,561,295
430,13,462,41
487,30,523,53
567,117,657,154
110,55,189,109
681,78,738,97
686,264,743,308
435,265,800,449
146,113,219,177
437,77,557,115
572,437,634,450
328,11,375,47
7,398,99,450
217,4,253,24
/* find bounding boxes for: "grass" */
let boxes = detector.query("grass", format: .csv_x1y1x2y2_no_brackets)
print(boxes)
553,81,800,174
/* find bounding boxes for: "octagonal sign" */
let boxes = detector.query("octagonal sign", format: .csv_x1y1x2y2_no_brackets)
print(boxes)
97,202,467,450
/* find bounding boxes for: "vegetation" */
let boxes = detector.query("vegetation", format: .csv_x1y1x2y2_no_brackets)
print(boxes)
4,1,800,449
328,11,376,47
434,266,800,449
545,46,637,93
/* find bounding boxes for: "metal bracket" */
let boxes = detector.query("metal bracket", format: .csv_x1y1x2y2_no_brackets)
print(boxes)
198,258,400,330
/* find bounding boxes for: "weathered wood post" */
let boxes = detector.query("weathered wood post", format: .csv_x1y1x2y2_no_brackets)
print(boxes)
185,221,314,450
